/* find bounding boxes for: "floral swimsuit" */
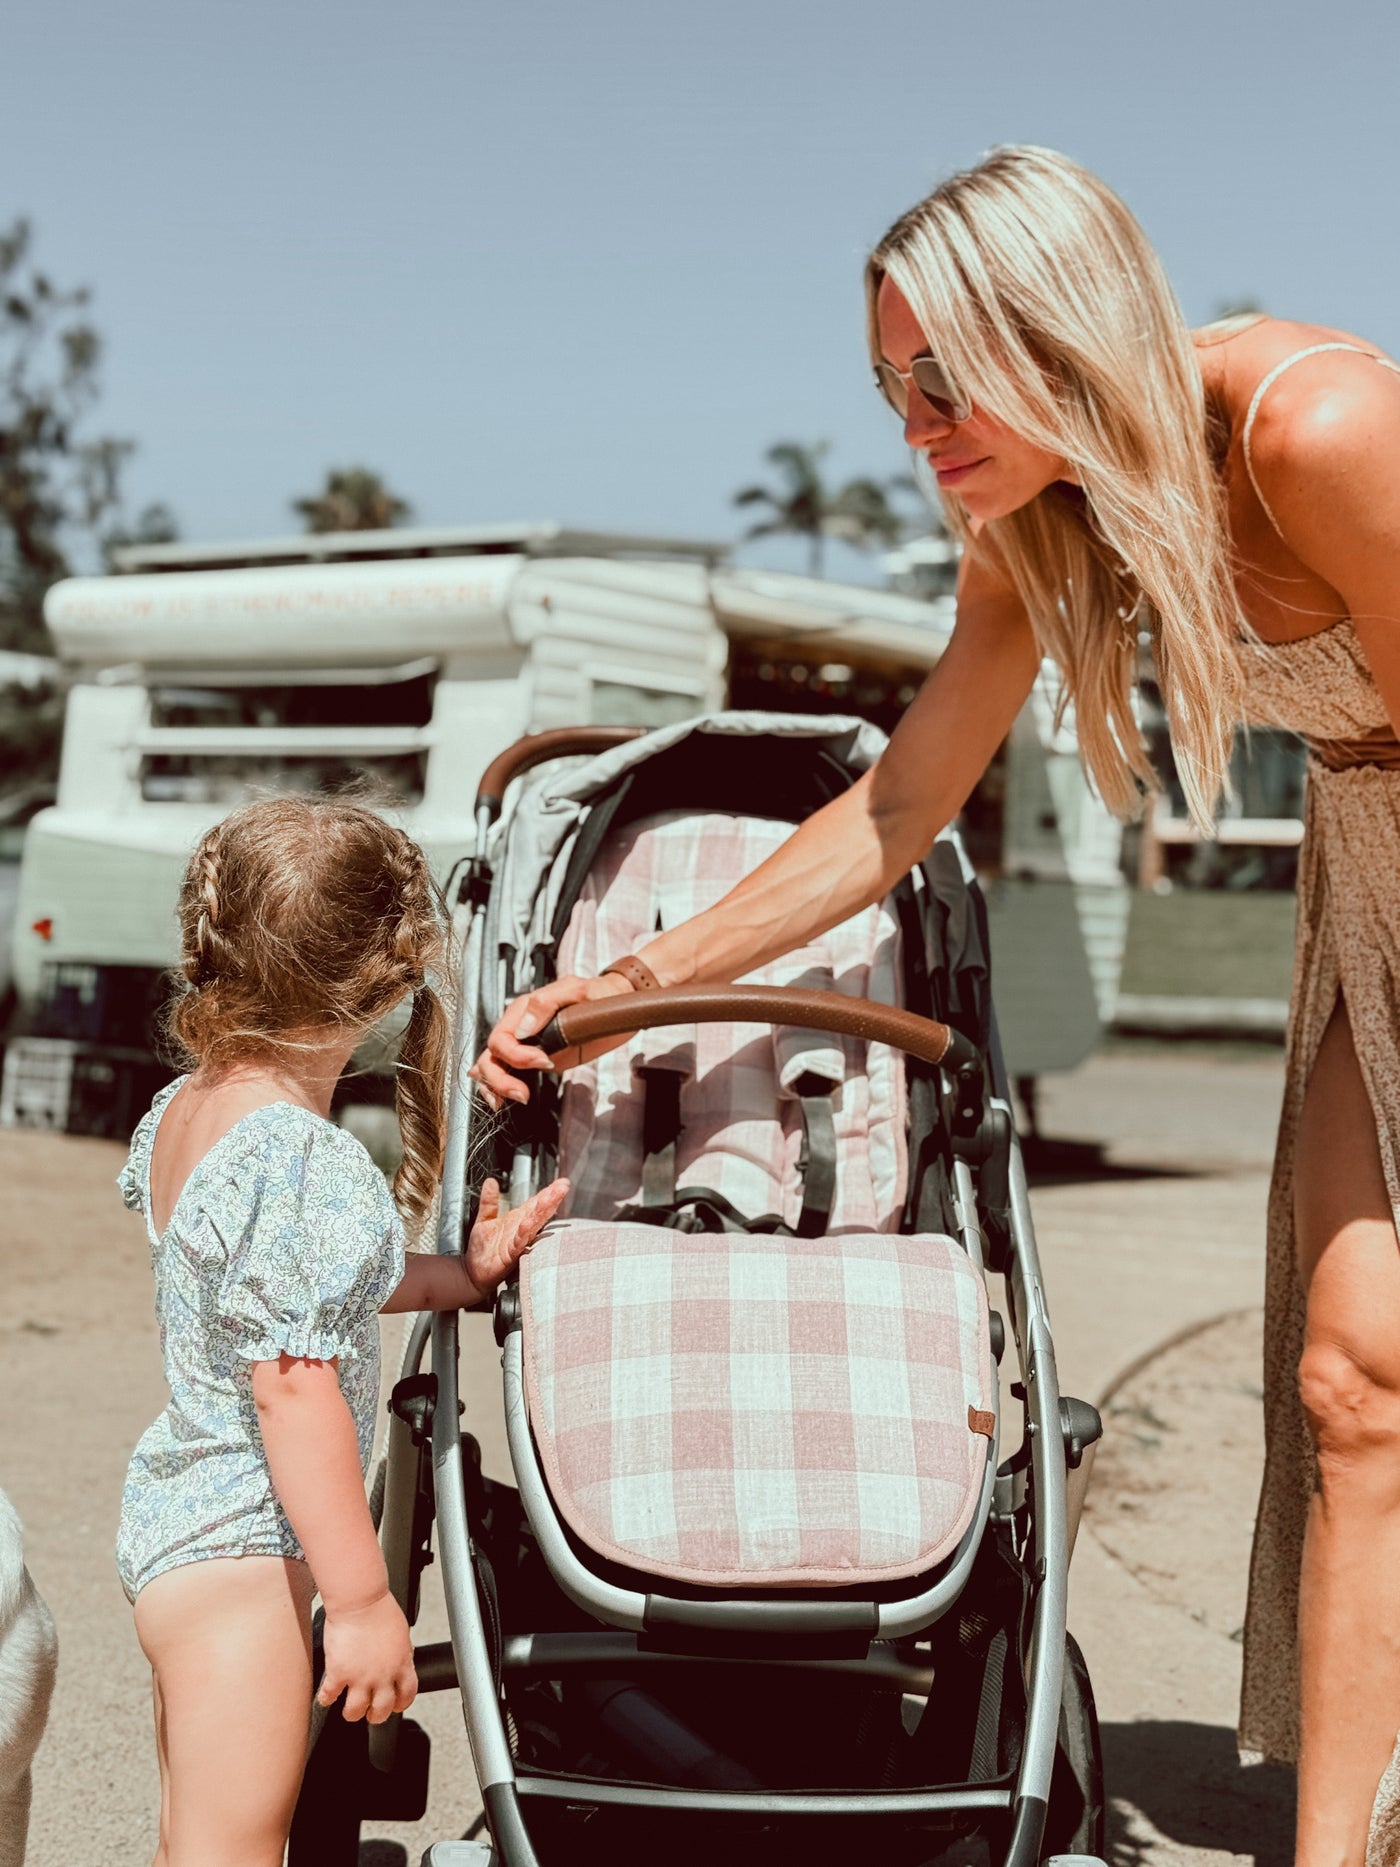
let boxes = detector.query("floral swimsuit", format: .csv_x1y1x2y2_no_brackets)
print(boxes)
115,1078,405,1602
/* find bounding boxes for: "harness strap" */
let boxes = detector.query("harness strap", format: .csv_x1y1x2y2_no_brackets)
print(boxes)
795,1086,838,1238
637,1067,682,1208
616,1187,792,1235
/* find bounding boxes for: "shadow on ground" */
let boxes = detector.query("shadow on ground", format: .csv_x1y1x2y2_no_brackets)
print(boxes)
1103,1720,1294,1866
1022,1135,1204,1187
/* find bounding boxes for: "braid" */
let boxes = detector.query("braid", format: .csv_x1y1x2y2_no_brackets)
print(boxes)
187,831,237,986
393,982,449,1225
385,828,432,978
170,826,238,1059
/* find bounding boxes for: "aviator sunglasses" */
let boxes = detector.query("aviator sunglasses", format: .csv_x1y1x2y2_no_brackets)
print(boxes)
872,355,973,426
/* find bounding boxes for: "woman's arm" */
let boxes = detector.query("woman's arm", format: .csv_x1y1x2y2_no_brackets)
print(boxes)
474,549,1040,1100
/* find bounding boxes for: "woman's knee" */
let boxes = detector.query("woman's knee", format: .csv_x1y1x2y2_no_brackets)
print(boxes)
1299,1337,1400,1484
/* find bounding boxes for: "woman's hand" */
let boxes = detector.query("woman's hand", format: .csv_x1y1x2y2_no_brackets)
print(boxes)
317,1589,418,1725
465,1176,570,1296
470,971,638,1107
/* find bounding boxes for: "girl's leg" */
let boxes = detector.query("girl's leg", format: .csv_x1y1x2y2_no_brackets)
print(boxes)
134,1556,316,1867
150,1674,171,1867
1294,1000,1400,1866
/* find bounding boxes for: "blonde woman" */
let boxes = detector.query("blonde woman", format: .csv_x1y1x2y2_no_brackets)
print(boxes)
476,146,1400,1865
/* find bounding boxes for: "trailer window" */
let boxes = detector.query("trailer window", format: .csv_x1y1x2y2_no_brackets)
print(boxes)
589,679,702,728
140,750,427,806
147,668,436,729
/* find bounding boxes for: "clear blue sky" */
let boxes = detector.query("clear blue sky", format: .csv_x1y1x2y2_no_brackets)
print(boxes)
5,0,1396,577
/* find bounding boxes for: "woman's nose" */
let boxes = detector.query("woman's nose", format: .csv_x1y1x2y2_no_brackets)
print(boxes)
903,395,957,450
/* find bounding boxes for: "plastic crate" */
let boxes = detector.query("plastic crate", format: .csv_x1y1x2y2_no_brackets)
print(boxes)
0,1036,170,1139
0,1037,76,1130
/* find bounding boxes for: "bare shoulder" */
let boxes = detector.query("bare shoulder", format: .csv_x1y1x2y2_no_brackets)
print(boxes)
1235,318,1400,482
1226,321,1400,585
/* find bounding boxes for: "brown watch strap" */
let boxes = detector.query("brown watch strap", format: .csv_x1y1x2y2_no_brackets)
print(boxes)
601,954,661,994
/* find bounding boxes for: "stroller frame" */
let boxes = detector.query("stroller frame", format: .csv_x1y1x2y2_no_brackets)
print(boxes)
290,721,1104,1867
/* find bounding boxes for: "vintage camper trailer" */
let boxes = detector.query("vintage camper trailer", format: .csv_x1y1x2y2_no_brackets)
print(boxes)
2,524,1120,1133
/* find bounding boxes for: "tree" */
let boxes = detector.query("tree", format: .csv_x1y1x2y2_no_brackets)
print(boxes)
0,218,155,654
733,442,913,577
292,468,412,534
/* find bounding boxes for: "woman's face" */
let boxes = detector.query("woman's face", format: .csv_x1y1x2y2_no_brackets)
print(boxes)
874,275,1073,522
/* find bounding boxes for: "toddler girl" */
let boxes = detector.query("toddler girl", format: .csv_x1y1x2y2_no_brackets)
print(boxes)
116,796,565,1867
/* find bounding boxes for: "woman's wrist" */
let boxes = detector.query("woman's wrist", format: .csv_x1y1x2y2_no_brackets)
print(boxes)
633,933,694,990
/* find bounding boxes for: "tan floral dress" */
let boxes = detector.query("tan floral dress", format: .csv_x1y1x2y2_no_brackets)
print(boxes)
1233,348,1400,1863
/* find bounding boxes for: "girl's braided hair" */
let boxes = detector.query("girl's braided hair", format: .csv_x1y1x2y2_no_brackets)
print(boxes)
170,795,449,1225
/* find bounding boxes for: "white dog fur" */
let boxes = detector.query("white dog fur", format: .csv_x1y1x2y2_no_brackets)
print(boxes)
0,1489,57,1867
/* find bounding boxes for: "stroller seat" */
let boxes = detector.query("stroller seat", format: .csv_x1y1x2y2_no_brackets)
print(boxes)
555,808,908,1234
520,1220,993,1589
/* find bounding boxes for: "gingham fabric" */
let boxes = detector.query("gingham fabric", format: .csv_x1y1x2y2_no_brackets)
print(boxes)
520,1222,992,1588
555,810,908,1231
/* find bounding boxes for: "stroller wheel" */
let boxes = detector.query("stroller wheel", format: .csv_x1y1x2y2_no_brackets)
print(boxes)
1043,1632,1106,1857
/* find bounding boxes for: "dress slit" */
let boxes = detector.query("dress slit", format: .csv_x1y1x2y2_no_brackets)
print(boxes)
1239,768,1400,1862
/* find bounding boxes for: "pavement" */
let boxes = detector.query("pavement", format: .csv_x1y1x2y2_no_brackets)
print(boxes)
0,1038,1290,1866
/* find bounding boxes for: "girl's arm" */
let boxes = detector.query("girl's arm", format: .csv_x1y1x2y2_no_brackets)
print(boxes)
474,549,1040,1101
251,1355,416,1723
378,1176,569,1313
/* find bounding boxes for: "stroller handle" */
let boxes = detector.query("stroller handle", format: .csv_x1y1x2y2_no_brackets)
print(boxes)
538,983,981,1075
475,727,646,822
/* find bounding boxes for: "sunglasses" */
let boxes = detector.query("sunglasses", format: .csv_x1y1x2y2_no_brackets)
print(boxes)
872,355,973,426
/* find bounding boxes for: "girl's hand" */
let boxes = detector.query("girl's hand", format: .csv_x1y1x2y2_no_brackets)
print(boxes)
466,1177,570,1298
470,972,638,1107
318,1590,417,1725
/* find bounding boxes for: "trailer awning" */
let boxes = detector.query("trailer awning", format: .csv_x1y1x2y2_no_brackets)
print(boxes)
709,568,955,668
44,554,525,668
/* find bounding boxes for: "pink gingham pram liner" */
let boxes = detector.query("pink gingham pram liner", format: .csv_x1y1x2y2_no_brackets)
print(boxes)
520,1222,993,1589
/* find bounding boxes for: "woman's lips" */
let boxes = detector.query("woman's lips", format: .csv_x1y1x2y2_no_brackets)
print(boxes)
930,455,988,486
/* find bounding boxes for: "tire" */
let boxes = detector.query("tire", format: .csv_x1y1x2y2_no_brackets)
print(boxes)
1042,1631,1106,1857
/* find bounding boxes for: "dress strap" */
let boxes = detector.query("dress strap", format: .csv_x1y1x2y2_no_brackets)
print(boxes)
1243,343,1400,537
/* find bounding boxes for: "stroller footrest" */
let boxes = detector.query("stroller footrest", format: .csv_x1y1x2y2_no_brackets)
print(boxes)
512,1773,1014,1818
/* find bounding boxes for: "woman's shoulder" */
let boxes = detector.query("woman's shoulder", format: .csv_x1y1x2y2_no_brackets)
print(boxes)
1211,319,1400,579
1206,317,1400,463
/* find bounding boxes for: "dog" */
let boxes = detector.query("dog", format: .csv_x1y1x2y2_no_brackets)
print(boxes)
0,1489,57,1867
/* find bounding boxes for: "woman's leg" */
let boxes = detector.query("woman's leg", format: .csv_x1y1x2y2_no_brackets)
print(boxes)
1294,999,1400,1866
133,1555,316,1867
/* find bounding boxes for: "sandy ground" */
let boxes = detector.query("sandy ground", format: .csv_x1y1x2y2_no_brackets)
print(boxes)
1,1041,1292,1866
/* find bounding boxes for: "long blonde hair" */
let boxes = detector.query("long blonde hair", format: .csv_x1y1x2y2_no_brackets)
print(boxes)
170,796,449,1225
867,145,1245,828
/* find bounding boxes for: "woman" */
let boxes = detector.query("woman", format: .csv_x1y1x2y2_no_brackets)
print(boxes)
475,145,1400,1865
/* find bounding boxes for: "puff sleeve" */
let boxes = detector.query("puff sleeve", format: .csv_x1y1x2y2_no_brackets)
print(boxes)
218,1117,406,1365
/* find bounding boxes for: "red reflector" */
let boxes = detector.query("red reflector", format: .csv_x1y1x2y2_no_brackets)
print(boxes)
31,919,53,941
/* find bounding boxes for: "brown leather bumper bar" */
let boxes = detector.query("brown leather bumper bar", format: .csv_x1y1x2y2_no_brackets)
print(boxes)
475,727,646,822
538,983,980,1076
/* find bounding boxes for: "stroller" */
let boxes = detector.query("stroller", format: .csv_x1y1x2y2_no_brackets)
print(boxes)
290,713,1107,1867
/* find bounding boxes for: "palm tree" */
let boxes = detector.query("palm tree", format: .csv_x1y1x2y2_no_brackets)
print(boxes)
733,442,910,577
292,468,412,534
